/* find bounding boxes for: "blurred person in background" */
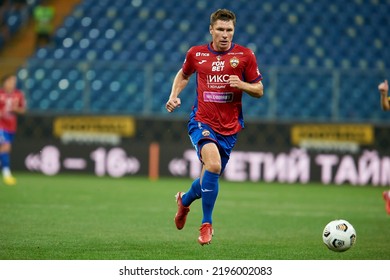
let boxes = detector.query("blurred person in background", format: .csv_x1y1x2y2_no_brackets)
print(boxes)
33,0,55,48
378,79,390,215
0,74,26,185
166,9,264,245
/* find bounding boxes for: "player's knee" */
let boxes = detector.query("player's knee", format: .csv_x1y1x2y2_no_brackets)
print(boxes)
205,161,221,174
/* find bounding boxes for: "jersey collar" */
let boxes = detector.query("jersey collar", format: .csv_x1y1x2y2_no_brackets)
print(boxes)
207,42,235,55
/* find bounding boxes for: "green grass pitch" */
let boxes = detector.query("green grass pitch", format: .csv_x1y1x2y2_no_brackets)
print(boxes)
0,172,389,260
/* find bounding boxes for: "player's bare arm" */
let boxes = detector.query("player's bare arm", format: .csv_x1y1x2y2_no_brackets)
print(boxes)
378,79,390,111
166,69,191,113
228,75,263,98
11,101,26,114
12,106,26,115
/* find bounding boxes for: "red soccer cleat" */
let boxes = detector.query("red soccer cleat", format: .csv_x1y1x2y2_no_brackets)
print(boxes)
383,190,390,215
198,223,214,246
174,192,190,230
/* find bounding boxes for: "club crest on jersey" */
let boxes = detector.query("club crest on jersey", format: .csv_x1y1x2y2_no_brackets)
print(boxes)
216,55,221,61
202,129,210,137
230,57,239,68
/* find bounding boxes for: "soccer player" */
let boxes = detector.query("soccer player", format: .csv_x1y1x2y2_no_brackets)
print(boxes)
166,9,264,245
0,74,27,185
378,79,390,215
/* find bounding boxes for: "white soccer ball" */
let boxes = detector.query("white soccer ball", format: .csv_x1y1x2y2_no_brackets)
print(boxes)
322,219,357,252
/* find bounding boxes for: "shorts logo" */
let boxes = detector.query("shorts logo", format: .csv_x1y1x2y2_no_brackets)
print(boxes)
230,57,239,68
202,130,210,137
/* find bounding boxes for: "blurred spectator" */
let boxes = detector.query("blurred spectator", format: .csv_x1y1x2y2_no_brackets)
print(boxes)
33,0,55,48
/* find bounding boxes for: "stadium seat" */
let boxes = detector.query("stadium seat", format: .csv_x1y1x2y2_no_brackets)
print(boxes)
15,0,389,122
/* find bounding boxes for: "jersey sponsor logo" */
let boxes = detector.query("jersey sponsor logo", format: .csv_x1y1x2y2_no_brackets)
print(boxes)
206,74,229,89
203,91,233,103
207,74,230,84
230,57,239,68
211,61,225,71
196,52,210,57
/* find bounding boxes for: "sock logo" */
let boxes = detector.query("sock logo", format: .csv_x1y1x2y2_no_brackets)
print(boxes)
201,188,213,192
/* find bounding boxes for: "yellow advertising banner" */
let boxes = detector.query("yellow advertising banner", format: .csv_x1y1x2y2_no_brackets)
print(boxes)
291,124,374,145
53,116,136,137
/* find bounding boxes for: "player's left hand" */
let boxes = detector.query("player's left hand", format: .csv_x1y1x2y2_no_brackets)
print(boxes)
228,75,242,89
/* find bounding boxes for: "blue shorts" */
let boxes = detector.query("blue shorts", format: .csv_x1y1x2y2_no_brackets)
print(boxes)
188,118,237,173
0,130,15,145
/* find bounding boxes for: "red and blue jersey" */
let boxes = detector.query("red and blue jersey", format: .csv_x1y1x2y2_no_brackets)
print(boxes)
182,43,262,135
0,88,26,133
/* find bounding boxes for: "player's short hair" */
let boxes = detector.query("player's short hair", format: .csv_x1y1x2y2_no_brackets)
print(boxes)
210,9,236,27
1,74,15,84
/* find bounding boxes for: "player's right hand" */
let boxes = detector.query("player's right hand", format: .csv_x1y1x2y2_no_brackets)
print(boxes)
166,97,181,112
